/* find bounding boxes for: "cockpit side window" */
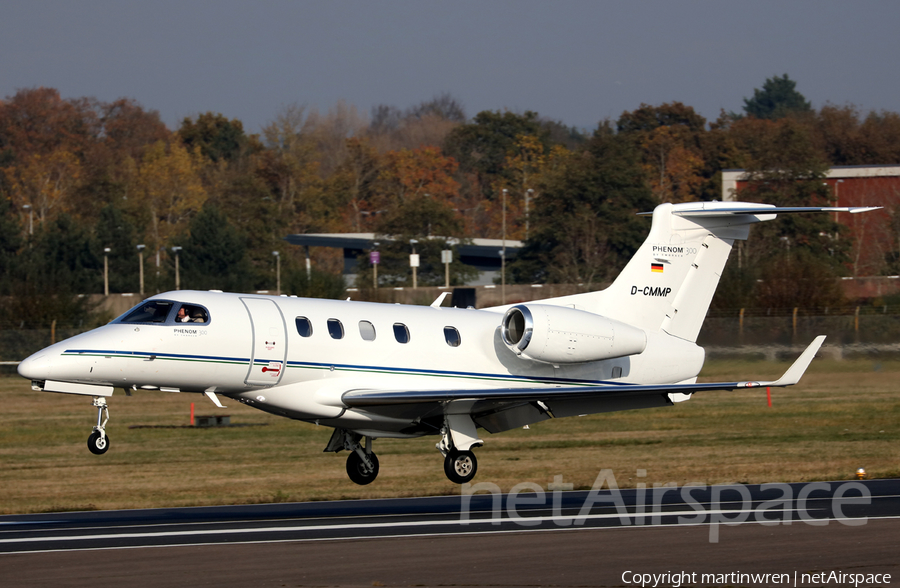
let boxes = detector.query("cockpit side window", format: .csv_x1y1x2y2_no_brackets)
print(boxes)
119,300,175,324
175,304,210,324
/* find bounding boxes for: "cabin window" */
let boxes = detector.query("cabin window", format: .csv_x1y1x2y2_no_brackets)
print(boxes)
118,300,175,324
175,304,209,324
393,323,410,344
443,326,461,347
327,319,344,339
612,366,623,379
295,317,313,337
358,320,376,341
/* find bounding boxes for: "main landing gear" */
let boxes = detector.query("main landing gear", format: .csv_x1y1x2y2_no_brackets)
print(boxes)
436,413,483,484
326,415,484,485
437,421,480,484
87,396,110,455
326,429,379,485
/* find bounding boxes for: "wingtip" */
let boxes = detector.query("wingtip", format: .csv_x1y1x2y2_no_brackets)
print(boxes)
769,335,826,387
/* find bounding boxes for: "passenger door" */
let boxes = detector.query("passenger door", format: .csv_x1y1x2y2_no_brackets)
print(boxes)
241,297,288,386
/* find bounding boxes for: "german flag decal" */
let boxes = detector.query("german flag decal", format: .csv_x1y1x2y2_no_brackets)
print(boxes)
651,263,664,273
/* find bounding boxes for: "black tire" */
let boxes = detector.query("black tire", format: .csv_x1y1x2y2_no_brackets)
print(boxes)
87,431,109,455
444,449,477,484
346,451,379,485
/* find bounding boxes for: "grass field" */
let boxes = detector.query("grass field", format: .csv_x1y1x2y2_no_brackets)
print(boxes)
1,358,898,514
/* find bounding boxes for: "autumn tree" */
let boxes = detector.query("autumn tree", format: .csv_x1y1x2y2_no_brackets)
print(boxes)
368,94,465,153
132,137,208,260
3,149,82,223
330,137,382,232
258,104,329,233
617,103,707,204
365,146,475,286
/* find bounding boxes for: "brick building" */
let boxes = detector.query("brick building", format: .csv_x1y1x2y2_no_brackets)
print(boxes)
722,165,900,281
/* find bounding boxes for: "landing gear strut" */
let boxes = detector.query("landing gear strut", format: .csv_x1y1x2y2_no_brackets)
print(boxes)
87,396,110,455
325,429,379,485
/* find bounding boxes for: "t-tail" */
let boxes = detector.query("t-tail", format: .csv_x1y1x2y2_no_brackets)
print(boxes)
530,201,879,342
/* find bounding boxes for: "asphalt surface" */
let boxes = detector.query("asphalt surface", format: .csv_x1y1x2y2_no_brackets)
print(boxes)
1,479,898,587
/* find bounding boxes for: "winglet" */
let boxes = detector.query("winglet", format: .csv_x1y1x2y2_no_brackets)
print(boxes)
767,335,826,387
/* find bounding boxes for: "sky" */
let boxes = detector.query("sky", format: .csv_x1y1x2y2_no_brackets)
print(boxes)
2,1,899,134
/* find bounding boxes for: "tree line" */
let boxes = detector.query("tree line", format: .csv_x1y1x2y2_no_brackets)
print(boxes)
2,75,900,327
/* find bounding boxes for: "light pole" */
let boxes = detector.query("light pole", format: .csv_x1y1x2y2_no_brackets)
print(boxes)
834,179,844,222
525,188,533,240
409,239,419,289
371,242,380,289
103,247,111,296
103,248,111,296
272,250,281,295
171,246,182,290
136,244,145,295
22,204,33,236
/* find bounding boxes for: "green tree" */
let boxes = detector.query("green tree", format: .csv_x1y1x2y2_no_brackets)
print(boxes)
712,117,846,310
2,213,101,326
95,205,139,294
177,204,252,291
743,74,812,120
179,112,250,163
0,200,22,296
443,110,548,188
511,123,655,284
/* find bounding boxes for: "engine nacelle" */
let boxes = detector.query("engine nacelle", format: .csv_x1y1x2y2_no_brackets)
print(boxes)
500,304,647,364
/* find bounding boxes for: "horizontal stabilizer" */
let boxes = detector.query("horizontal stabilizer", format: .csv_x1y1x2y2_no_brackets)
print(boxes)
638,204,881,217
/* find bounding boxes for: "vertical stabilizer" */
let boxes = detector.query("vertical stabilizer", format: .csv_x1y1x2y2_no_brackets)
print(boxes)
512,201,876,342
527,202,777,341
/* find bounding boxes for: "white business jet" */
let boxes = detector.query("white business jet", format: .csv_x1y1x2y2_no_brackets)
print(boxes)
17,201,877,485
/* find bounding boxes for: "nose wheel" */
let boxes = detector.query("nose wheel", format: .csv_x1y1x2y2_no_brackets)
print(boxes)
88,396,110,455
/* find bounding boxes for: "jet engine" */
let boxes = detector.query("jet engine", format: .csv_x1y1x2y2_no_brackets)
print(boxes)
500,304,647,364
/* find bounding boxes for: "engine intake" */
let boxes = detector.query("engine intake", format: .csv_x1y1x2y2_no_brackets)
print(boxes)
501,304,647,364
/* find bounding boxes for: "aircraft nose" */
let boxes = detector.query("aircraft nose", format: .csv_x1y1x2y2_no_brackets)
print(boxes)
18,352,51,381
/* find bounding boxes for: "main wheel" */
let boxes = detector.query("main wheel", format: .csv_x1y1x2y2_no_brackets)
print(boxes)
346,451,379,485
87,431,110,455
444,449,477,484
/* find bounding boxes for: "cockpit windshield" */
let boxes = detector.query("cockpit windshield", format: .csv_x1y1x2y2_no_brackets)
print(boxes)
118,300,175,324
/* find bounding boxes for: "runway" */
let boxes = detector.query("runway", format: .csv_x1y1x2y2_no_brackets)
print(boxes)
1,479,898,587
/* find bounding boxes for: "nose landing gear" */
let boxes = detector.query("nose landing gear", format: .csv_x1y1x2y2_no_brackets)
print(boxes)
87,396,110,455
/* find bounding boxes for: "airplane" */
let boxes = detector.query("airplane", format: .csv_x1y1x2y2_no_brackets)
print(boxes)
17,201,878,485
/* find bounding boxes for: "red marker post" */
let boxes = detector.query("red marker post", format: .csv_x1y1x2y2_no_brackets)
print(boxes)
766,387,772,407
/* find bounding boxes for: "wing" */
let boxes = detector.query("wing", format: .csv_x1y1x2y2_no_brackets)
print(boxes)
342,336,825,427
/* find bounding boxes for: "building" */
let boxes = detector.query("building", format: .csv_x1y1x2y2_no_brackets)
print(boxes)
722,165,900,279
